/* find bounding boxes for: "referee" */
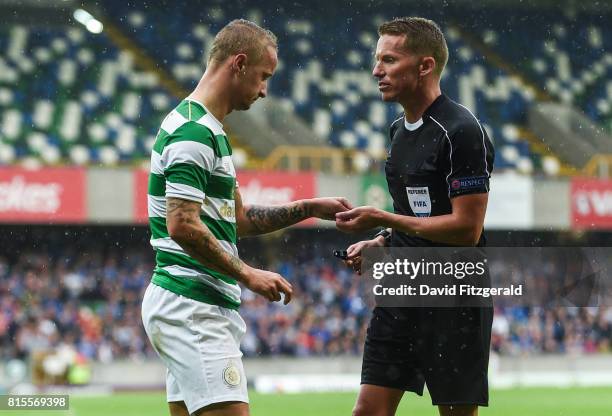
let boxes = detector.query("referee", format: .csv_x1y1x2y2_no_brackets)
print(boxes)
336,17,494,416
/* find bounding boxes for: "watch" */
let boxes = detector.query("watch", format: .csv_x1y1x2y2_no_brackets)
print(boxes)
373,228,391,245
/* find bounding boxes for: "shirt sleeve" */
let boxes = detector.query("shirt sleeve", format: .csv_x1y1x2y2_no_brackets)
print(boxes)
163,125,215,203
442,121,495,198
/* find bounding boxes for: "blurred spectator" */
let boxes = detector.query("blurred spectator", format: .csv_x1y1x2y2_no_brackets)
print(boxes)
0,245,611,362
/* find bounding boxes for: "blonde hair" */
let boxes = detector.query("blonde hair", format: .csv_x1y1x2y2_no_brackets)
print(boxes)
208,19,277,65
378,17,448,76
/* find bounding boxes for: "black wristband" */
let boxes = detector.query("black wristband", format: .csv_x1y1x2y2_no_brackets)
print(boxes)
373,228,391,242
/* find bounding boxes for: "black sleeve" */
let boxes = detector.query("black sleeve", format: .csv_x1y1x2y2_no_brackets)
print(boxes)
441,121,495,198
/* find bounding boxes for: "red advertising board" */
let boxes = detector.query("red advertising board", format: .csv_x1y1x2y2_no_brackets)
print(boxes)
571,178,612,229
134,170,317,226
237,171,317,227
0,168,86,223
134,169,149,223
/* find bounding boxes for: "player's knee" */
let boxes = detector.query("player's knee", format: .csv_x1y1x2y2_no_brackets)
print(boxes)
352,403,368,416
192,401,249,416
353,402,390,416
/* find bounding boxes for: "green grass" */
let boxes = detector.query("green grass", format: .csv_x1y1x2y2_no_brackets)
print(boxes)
6,388,611,416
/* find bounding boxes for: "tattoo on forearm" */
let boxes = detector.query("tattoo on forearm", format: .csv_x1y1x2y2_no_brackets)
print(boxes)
228,255,244,275
180,225,245,278
245,202,310,233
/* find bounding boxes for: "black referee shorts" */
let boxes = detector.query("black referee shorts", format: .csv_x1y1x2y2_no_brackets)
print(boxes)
361,306,493,406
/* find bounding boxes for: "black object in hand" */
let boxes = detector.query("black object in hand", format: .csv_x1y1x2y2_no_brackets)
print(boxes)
333,250,348,260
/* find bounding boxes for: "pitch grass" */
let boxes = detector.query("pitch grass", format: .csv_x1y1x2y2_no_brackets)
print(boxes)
7,388,611,416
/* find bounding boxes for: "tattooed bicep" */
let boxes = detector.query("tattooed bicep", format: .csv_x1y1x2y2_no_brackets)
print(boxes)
166,197,201,217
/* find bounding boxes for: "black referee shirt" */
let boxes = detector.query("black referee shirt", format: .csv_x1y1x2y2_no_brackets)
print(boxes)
385,94,495,247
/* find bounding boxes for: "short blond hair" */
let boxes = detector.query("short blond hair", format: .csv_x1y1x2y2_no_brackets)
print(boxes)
208,19,277,65
378,17,448,76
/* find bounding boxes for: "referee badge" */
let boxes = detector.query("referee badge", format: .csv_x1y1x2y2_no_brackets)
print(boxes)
406,186,431,217
222,362,241,387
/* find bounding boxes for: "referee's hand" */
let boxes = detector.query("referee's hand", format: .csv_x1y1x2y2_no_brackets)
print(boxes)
344,237,385,275
335,206,382,233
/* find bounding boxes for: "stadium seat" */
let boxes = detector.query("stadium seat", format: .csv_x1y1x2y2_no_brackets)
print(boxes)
0,24,175,166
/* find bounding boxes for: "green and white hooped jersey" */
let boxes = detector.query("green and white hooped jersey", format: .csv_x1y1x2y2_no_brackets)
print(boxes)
148,98,240,310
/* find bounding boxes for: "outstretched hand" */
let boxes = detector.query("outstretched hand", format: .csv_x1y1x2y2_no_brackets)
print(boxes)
307,197,353,220
335,206,384,233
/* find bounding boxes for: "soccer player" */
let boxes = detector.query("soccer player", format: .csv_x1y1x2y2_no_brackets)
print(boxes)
141,20,351,416
335,18,495,416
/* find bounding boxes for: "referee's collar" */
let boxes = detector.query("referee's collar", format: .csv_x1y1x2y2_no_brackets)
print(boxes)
404,117,424,131
423,93,447,118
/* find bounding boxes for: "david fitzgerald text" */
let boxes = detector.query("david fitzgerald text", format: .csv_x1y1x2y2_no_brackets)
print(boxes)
373,284,523,298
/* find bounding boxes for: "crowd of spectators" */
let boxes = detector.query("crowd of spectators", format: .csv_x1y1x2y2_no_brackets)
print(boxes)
1,237,611,363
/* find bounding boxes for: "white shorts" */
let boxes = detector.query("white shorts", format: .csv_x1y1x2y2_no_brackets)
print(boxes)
141,283,248,414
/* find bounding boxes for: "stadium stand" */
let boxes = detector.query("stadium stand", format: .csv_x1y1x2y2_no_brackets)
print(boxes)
1,229,610,362
466,10,612,132
9,2,610,172
107,0,545,172
0,23,175,166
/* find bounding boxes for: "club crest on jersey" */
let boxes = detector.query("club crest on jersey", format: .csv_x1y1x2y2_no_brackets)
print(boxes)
222,362,241,387
406,186,431,217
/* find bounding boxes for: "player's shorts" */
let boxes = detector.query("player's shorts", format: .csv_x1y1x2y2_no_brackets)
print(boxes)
361,306,493,406
141,282,248,414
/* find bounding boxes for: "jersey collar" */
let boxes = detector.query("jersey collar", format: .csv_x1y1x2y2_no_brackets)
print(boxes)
423,94,448,118
404,117,424,131
402,94,447,131
185,98,224,130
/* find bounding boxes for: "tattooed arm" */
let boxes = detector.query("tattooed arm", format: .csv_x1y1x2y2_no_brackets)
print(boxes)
166,197,293,303
235,189,353,237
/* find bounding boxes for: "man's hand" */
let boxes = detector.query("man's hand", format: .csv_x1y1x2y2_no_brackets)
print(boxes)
242,266,293,304
343,237,385,275
335,206,385,233
305,197,353,220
